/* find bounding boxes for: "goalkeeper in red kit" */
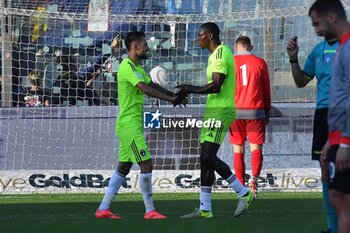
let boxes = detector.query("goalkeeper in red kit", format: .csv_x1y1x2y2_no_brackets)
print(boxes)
229,36,271,197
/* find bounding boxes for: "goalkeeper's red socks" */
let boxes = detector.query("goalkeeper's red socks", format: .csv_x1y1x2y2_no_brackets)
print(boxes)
251,149,263,178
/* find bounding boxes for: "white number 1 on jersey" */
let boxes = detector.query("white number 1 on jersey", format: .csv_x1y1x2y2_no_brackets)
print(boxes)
239,64,247,86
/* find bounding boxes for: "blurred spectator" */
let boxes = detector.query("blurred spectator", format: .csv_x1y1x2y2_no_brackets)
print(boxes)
53,53,84,106
78,34,121,106
19,70,50,107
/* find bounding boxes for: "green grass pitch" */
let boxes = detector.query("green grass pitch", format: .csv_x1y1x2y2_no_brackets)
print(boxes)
0,192,325,233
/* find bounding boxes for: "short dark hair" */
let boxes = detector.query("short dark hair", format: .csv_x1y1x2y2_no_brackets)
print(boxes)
309,0,346,19
125,31,146,50
235,35,252,48
200,22,220,38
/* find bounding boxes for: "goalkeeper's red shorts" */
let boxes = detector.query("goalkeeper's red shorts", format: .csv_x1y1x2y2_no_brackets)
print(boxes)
229,118,266,145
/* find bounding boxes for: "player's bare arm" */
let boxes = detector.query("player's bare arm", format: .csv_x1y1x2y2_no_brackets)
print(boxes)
321,140,330,168
176,72,225,95
335,147,350,172
137,81,185,106
149,81,188,107
148,81,175,97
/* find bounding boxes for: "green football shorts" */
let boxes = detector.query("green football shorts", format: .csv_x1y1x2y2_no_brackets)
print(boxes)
200,116,235,145
117,127,151,164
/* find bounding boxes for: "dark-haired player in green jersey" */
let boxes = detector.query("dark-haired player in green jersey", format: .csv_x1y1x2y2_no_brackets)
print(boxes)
95,31,186,220
178,22,254,218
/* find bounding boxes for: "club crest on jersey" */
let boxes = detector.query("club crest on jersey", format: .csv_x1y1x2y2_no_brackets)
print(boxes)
140,149,147,156
324,55,331,64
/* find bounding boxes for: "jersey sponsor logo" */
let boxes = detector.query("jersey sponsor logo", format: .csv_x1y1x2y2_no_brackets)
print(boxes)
140,149,146,156
215,60,224,70
144,110,162,128
134,72,143,79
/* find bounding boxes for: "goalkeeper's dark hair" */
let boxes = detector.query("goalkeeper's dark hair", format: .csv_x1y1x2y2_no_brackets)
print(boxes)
235,35,252,48
309,0,347,20
200,22,220,38
125,31,146,51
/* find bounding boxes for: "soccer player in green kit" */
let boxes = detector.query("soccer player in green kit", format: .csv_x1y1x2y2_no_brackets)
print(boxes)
179,22,254,218
95,31,185,219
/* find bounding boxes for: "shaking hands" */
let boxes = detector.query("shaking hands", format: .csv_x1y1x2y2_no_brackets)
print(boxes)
171,84,191,108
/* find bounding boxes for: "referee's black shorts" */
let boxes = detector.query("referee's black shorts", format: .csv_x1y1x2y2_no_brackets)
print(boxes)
312,108,328,160
328,145,350,193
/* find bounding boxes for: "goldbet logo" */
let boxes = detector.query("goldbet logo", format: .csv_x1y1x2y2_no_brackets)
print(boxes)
29,174,111,188
0,172,321,192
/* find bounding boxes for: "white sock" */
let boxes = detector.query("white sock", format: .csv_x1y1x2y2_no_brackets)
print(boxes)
139,173,155,213
200,186,212,211
226,174,248,197
99,171,125,210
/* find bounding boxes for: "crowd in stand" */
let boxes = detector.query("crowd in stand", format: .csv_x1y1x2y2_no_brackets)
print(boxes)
0,35,121,108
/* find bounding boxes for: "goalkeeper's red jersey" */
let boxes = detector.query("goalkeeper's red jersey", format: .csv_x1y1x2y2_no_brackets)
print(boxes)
233,52,271,119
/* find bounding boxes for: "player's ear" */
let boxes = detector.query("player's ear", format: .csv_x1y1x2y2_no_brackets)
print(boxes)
326,11,336,24
208,33,213,40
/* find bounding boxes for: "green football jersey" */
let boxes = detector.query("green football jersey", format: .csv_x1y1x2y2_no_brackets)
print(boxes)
116,58,151,131
205,44,236,118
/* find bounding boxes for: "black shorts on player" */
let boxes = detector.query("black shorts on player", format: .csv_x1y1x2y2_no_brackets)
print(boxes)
311,108,328,160
328,145,350,193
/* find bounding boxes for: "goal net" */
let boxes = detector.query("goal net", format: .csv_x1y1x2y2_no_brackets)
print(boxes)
1,0,349,194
